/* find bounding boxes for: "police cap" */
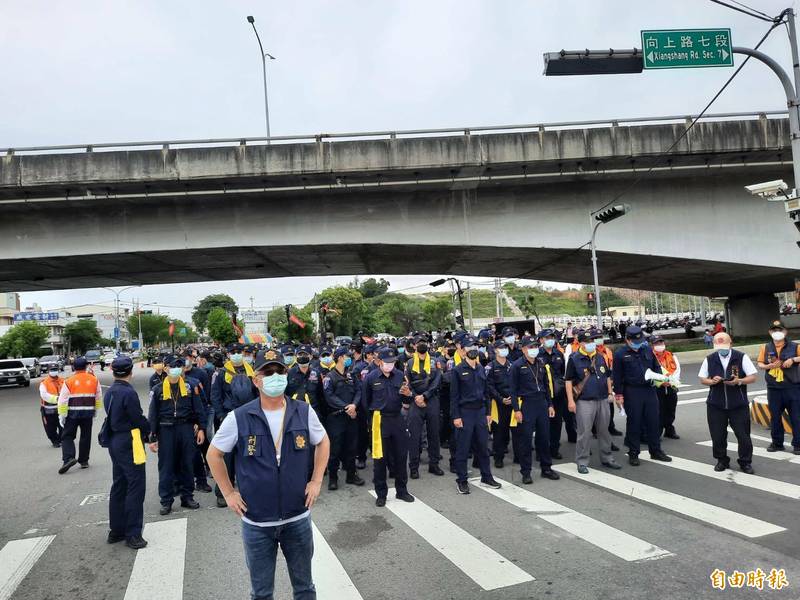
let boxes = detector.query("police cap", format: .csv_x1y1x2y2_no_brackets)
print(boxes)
378,348,397,362
769,320,787,331
73,357,88,370
625,325,645,341
520,335,539,347
254,349,286,372
111,356,134,376
333,346,350,360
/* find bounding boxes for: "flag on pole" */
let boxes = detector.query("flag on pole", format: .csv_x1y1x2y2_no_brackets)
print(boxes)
289,314,306,329
168,321,175,337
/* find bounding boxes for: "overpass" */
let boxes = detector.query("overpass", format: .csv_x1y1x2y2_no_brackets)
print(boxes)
1,111,798,334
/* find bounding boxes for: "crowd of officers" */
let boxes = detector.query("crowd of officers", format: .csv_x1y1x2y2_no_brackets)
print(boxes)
38,318,800,548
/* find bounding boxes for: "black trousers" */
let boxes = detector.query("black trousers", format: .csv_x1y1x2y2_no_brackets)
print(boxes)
356,407,369,461
408,397,441,469
61,417,92,464
707,403,753,466
657,386,678,436
327,412,359,477
373,414,409,499
157,424,195,505
492,400,513,459
549,392,576,452
41,407,62,444
439,385,452,449
109,431,146,538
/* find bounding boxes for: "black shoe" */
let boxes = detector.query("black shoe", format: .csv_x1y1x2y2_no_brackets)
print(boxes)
521,474,533,484
541,469,560,480
395,491,415,503
794,447,800,456
608,429,623,437
328,479,338,491
494,457,504,468
767,443,785,452
551,451,563,460
714,461,729,472
126,536,148,550
577,465,589,474
107,531,126,544
428,465,444,476
664,432,680,440
58,459,78,475
159,504,172,516
650,451,672,462
79,462,89,469
195,482,212,493
216,496,227,508
457,481,470,494
356,459,366,470
409,468,419,480
375,497,386,507
629,454,640,466
610,443,620,452
480,477,502,489
345,473,365,486
180,499,200,509
601,462,622,470
51,441,61,448
740,464,755,474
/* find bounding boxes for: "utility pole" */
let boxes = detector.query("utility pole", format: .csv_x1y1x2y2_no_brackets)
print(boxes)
465,282,474,332
246,16,276,142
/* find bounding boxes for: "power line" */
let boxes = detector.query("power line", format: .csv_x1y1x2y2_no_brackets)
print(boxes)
708,0,776,22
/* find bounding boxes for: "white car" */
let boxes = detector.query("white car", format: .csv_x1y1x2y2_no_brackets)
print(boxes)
101,352,117,370
0,359,31,387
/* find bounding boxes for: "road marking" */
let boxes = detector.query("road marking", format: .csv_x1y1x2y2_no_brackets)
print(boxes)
312,523,363,600
677,387,707,396
470,477,672,561
123,518,187,600
0,535,56,600
369,489,534,590
639,455,800,499
80,493,110,506
677,391,765,405
728,427,788,444
551,465,785,538
695,441,800,464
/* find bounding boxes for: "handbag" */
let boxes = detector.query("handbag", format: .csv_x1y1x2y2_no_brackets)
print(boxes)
97,392,113,448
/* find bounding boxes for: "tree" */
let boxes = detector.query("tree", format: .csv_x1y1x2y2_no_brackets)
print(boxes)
172,319,198,344
192,294,238,332
421,296,453,331
207,307,238,345
359,277,390,299
267,305,315,342
373,296,422,336
318,286,368,336
126,313,170,345
63,320,102,354
0,321,49,358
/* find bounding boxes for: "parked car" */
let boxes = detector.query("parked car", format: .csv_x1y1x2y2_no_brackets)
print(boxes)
39,355,64,372
101,352,117,370
0,359,31,387
20,357,40,379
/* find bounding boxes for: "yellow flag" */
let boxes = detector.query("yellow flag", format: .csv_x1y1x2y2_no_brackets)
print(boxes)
490,399,499,425
371,411,383,460
131,428,146,465
510,398,523,427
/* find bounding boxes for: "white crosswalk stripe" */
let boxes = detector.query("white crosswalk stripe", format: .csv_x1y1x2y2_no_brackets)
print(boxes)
124,518,187,600
639,455,800,499
368,488,535,590
551,465,785,538
469,477,672,561
312,523,364,600
0,535,55,600
695,440,800,464
729,427,790,445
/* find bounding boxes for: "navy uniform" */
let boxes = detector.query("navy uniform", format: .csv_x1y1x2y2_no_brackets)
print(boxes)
405,337,444,478
148,357,167,389
510,336,560,483
105,357,150,549
184,354,212,493
451,335,501,494
287,345,323,414
353,343,372,469
439,343,457,454
148,358,206,514
316,346,336,425
757,321,800,452
538,328,575,458
485,340,514,467
323,347,365,489
612,326,671,465
501,327,524,362
361,348,415,506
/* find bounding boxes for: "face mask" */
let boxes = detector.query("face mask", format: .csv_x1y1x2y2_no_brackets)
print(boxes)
168,367,183,378
583,343,596,354
343,357,353,368
446,349,456,358
629,342,644,351
244,356,254,364
466,349,479,360
398,348,405,355
296,355,311,366
321,356,333,366
230,353,243,365
504,336,515,345
771,331,786,342
497,348,509,358
715,346,731,357
416,344,428,355
653,345,666,353
284,355,295,366
261,373,288,396
49,370,59,378
526,348,540,359
544,339,556,349
380,361,395,374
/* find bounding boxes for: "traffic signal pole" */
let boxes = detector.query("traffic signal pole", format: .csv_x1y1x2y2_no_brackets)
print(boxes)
590,220,603,328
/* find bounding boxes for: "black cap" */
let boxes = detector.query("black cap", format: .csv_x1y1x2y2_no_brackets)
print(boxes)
229,343,243,353
461,335,478,347
501,327,518,336
625,325,645,341
769,320,787,330
296,344,313,355
333,346,350,360
650,335,665,344
111,356,134,376
493,339,508,349
254,349,286,371
319,346,333,356
537,328,555,338
579,331,602,343
73,357,87,370
378,348,397,361
169,357,185,368
520,335,539,347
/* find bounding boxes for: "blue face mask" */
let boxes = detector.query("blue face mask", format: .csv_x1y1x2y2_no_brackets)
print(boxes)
504,336,515,345
398,348,405,354
168,367,183,378
544,339,556,349
261,373,288,397
497,348,509,358
320,356,333,366
629,341,644,351
584,342,597,353
284,355,295,366
526,348,539,359
717,348,731,357
343,357,353,368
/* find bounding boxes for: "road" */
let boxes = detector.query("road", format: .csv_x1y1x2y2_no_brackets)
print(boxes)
0,360,797,600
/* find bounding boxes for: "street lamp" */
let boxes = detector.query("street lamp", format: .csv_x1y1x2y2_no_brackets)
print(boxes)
589,205,630,329
430,277,465,330
246,15,276,142
101,286,140,353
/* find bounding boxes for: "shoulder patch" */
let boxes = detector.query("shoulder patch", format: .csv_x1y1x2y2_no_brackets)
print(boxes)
323,377,331,390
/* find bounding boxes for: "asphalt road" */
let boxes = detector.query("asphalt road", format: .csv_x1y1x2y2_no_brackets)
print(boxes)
0,361,798,600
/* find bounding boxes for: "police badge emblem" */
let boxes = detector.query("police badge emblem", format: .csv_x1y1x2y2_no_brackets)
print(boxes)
294,433,307,450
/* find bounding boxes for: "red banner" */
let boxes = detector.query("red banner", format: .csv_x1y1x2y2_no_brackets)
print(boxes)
168,322,175,337
289,314,306,329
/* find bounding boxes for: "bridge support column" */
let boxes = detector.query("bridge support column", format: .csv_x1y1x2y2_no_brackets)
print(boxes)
725,293,779,338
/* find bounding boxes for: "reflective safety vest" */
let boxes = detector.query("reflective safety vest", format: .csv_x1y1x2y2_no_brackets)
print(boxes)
40,377,63,413
60,371,101,419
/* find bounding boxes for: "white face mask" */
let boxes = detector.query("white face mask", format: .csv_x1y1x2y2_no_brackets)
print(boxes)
771,331,786,342
503,335,515,345
653,345,666,353
380,361,395,374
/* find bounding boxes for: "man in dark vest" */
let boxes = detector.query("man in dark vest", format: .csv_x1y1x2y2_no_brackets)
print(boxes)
699,332,758,472
756,320,800,454
208,349,330,600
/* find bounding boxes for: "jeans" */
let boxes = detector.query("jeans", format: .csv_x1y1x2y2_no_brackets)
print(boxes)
242,516,316,600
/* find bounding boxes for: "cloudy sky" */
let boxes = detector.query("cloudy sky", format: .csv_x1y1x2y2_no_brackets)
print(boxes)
2,0,792,320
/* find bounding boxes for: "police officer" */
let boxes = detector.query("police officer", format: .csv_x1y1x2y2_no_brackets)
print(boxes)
510,336,559,484
756,320,800,453
149,356,167,389
501,327,523,362
287,344,323,414
322,347,365,490
485,339,514,468
105,357,150,550
352,342,371,469
612,326,672,466
361,348,415,506
406,335,444,479
148,357,206,515
538,328,574,459
565,332,621,474
184,350,212,493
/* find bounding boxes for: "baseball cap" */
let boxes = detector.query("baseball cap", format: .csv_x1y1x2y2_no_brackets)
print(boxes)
769,320,787,331
378,348,398,362
254,349,286,371
626,325,645,341
111,356,134,376
73,357,88,370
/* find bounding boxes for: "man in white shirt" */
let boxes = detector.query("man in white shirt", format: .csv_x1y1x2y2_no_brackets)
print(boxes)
207,349,330,600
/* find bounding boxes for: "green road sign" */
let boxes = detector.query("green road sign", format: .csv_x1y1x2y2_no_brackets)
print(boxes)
641,29,733,69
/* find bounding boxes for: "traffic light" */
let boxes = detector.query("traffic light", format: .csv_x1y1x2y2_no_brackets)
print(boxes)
543,49,643,76
587,292,596,309
594,204,631,224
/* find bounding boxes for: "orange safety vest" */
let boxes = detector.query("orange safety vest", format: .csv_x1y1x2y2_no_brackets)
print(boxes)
63,371,100,418
40,377,63,410
597,345,613,368
655,350,678,375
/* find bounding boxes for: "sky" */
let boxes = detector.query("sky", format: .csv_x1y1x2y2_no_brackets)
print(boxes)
2,0,794,320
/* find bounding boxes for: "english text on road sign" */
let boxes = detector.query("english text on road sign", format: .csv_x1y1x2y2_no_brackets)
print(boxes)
641,29,733,69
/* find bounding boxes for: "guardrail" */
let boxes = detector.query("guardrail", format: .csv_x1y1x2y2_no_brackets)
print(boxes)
1,110,788,156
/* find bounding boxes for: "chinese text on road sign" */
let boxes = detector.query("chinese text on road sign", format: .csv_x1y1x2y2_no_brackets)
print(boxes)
641,29,733,69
